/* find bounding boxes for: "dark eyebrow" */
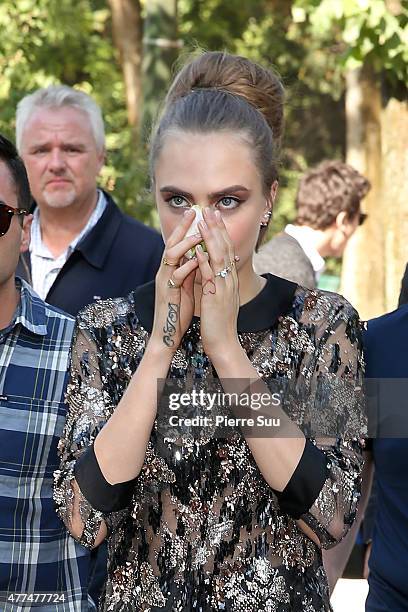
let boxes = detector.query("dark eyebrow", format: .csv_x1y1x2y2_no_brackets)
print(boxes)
160,186,193,199
209,185,250,197
160,185,250,198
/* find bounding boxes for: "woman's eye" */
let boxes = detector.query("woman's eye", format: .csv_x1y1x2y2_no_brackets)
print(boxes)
168,196,189,208
217,197,240,209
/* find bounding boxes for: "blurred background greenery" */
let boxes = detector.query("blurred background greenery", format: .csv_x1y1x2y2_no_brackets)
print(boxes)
0,0,407,311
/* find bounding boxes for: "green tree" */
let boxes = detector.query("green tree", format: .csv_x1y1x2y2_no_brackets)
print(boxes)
0,0,156,225
142,0,180,136
292,0,407,90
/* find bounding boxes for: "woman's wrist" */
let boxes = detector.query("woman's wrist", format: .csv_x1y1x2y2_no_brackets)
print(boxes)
145,335,178,362
209,339,247,371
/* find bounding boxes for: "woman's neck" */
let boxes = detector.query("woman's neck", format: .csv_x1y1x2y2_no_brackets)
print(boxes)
193,261,266,317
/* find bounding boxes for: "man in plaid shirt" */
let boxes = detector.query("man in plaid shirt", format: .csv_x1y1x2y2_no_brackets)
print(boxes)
0,134,92,610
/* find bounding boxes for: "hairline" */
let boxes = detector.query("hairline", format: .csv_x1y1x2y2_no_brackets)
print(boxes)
19,105,103,152
16,87,105,154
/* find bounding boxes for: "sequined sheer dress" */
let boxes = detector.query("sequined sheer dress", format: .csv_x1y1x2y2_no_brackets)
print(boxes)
54,274,366,611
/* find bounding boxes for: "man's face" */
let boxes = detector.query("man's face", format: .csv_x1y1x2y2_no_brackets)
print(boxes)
19,106,105,210
0,161,27,286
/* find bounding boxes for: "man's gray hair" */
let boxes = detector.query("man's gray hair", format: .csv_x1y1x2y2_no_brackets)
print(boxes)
16,85,105,152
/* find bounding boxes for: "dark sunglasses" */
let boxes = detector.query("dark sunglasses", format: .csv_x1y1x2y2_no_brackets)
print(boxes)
0,201,29,237
359,212,368,226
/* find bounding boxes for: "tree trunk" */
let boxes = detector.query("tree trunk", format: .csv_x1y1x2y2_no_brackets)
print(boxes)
341,66,384,318
108,0,143,133
142,0,181,136
380,96,408,310
341,65,408,319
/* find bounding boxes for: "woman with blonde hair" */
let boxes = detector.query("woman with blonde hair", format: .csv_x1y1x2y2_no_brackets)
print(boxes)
54,51,365,611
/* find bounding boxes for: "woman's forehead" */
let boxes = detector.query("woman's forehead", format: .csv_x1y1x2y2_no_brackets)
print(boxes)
155,131,257,189
159,129,251,152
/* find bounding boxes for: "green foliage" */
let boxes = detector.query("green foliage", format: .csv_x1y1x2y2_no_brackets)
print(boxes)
0,0,157,226
292,0,408,90
0,1,115,132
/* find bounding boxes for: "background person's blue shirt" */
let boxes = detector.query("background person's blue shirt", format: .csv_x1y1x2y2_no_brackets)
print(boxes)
0,279,93,611
364,304,408,611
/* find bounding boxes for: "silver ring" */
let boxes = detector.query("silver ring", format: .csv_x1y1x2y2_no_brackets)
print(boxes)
215,265,232,279
167,278,179,289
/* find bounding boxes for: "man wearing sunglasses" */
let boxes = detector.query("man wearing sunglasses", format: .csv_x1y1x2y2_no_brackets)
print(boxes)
0,135,93,610
15,85,163,317
254,160,370,289
14,85,164,606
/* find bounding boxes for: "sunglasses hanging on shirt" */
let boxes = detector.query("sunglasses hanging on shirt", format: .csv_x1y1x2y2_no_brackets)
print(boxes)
0,201,29,237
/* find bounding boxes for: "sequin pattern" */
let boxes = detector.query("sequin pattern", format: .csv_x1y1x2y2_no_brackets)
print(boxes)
53,287,365,611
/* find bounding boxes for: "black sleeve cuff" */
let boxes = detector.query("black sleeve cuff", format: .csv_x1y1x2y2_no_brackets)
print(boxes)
275,440,328,519
74,445,136,513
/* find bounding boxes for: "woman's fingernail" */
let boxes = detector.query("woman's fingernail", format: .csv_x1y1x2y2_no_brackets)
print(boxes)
196,244,203,252
234,255,240,262
215,210,221,221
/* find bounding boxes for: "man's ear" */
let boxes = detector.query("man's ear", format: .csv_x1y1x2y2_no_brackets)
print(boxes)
335,211,348,230
20,214,32,253
97,147,106,175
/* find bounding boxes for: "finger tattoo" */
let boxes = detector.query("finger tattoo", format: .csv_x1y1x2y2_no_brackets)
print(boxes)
202,279,216,295
163,302,179,347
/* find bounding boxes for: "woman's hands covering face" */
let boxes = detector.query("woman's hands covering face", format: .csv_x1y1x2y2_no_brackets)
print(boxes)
150,207,240,359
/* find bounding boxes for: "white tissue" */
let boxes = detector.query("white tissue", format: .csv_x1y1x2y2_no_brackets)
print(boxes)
186,205,207,258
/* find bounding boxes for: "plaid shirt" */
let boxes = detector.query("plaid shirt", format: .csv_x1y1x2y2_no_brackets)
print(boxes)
0,279,93,611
